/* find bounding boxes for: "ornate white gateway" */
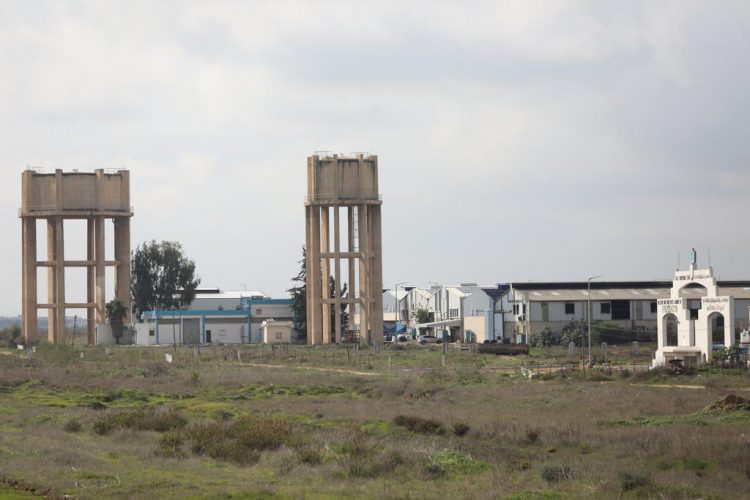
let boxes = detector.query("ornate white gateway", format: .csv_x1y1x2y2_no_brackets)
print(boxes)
652,251,734,367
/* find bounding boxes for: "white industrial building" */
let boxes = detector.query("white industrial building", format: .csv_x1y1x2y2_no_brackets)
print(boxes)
383,284,509,343
383,274,750,346
133,295,294,345
503,278,750,345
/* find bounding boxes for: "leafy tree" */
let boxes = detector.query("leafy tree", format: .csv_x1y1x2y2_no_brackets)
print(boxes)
560,320,601,346
559,320,586,346
287,246,307,333
131,240,200,319
106,298,127,344
415,308,431,325
331,277,349,335
0,324,22,348
529,327,556,347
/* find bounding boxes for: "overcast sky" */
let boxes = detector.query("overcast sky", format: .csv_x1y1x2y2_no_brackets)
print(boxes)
1,1,749,316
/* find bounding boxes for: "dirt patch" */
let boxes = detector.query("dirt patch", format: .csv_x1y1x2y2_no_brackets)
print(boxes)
704,394,750,413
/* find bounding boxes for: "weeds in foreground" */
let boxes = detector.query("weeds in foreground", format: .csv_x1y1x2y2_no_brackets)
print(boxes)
63,418,82,433
393,415,445,434
540,464,573,483
425,450,489,478
93,406,187,435
619,471,651,491
185,415,298,465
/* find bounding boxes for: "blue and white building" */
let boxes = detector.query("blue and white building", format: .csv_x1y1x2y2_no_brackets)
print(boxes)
134,290,294,345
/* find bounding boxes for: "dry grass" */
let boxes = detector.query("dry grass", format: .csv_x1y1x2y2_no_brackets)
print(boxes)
0,343,748,498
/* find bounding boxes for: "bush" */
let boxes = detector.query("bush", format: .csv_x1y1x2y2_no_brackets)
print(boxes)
393,415,445,435
93,406,187,435
710,346,742,368
540,464,573,483
529,327,557,347
559,321,587,347
63,418,82,433
452,421,470,436
425,451,488,478
187,415,298,465
157,431,186,458
297,448,323,465
619,471,651,491
524,428,540,444
0,324,22,348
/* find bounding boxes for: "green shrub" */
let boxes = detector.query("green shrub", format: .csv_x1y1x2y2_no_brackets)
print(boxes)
452,421,470,436
0,324,22,348
619,471,651,491
710,346,741,368
93,406,187,435
157,431,186,458
540,464,573,483
524,428,540,444
63,418,82,433
393,415,445,434
530,327,556,347
427,450,488,477
559,321,600,346
297,448,323,465
187,415,298,465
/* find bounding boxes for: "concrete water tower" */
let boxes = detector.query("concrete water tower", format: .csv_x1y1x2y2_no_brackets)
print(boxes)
305,153,383,345
20,169,133,344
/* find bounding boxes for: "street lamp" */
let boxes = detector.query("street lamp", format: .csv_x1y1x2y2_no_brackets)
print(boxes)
587,275,602,366
428,281,443,321
394,281,406,335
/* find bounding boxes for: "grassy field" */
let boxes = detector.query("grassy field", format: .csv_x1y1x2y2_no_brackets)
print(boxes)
0,342,748,499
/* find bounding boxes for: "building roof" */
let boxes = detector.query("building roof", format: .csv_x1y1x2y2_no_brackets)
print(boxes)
194,290,269,300
511,281,750,301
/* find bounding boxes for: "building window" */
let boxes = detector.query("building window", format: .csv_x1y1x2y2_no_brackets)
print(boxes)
449,308,459,318
149,330,155,337
206,330,212,343
275,331,282,340
256,308,262,315
600,303,611,314
650,301,657,314
611,300,630,320
513,304,519,315
565,303,575,315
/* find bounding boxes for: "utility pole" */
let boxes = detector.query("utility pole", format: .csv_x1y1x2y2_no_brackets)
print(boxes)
587,275,602,366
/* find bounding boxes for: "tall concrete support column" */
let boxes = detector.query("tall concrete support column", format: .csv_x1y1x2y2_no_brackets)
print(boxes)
307,205,323,345
347,207,355,340
21,218,37,342
114,217,131,323
54,216,66,343
358,204,369,343
369,205,383,346
87,218,96,343
333,207,342,343
320,207,331,344
95,216,106,324
305,205,314,344
46,218,57,342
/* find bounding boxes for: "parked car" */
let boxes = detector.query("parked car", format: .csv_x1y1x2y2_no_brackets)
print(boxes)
417,335,442,345
396,333,409,342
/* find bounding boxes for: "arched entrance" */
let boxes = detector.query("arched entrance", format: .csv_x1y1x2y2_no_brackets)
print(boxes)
708,312,725,347
664,313,678,346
